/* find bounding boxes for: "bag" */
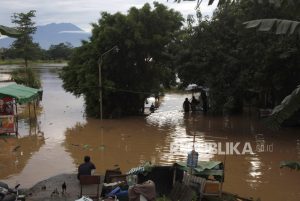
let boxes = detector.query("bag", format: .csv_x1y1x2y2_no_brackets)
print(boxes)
75,196,93,201
102,195,119,201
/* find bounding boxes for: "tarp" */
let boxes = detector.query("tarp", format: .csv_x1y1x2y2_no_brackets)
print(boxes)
0,83,42,104
175,161,224,182
175,161,223,173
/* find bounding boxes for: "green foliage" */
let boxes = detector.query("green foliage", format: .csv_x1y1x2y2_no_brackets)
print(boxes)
1,44,73,61
61,3,183,118
174,0,300,8
176,0,300,114
48,42,74,60
11,67,41,89
175,0,300,34
11,10,41,67
280,161,300,170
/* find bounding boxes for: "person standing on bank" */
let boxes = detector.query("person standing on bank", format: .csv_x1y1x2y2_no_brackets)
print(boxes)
77,156,96,179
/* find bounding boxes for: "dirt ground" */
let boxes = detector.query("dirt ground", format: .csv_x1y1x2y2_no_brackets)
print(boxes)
25,174,104,201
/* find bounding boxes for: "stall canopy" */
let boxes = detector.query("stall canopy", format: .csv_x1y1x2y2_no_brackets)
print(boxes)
0,83,42,104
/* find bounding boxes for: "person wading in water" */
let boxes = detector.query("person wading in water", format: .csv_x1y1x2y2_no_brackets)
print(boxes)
183,98,191,113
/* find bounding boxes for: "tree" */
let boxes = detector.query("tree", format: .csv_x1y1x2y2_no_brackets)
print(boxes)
11,10,40,68
47,42,74,60
61,3,183,118
175,0,298,9
175,0,300,114
11,68,41,88
175,0,300,34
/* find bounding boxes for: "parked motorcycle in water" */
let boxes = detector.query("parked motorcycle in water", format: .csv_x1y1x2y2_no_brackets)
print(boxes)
0,182,26,201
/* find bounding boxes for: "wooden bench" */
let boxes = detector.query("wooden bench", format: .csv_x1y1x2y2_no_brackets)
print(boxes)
80,175,103,200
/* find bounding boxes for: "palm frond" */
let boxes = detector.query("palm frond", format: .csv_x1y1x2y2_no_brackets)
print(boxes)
0,25,21,38
280,161,300,170
243,19,300,35
265,85,300,129
172,0,298,8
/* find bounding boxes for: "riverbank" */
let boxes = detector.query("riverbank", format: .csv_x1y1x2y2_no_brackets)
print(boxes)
25,173,103,201
23,173,253,201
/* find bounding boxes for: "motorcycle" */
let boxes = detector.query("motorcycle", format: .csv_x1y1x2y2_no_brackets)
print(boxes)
0,182,26,201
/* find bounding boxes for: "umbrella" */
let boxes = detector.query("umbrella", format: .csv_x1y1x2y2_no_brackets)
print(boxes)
185,84,200,91
185,84,210,92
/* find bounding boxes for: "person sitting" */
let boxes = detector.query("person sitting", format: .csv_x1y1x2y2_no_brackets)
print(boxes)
183,98,191,113
77,155,96,180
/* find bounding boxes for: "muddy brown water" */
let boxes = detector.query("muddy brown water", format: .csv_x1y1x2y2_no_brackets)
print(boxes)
0,66,299,201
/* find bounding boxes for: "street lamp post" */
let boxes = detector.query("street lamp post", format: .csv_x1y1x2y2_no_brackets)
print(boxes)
98,45,119,120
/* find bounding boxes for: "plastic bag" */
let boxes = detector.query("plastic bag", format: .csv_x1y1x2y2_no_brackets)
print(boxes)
75,196,93,201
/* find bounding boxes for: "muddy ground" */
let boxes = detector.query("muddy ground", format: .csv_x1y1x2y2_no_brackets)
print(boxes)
25,174,103,201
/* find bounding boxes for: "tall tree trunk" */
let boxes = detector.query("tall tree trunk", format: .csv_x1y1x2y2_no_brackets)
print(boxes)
25,57,28,86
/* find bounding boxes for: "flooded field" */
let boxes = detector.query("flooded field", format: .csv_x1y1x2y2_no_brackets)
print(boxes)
0,65,299,201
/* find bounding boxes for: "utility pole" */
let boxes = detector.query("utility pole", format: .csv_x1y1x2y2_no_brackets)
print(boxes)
98,45,119,120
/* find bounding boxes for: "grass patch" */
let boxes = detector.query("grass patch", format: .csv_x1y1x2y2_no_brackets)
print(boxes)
0,59,68,65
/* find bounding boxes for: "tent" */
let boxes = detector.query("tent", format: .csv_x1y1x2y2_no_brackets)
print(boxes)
0,83,42,135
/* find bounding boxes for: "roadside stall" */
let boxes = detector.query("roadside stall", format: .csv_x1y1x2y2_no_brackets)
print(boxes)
0,83,42,135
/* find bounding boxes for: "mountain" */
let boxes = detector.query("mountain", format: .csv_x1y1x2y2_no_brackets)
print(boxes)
0,23,90,49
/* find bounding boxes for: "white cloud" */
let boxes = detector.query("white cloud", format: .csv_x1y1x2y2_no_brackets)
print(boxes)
59,31,90,34
0,0,217,32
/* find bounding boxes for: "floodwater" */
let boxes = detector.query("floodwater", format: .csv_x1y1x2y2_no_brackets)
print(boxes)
0,65,300,201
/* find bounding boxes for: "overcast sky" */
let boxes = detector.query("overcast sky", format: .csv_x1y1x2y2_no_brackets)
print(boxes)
0,0,217,32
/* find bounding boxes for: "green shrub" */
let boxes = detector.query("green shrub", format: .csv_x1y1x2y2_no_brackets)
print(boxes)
11,67,41,89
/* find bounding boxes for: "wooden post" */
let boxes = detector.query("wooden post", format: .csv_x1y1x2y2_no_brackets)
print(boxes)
28,102,31,135
28,102,31,118
15,101,18,136
34,101,37,133
33,100,37,120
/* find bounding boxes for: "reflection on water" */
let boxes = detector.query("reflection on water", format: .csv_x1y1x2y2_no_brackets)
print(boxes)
0,66,84,187
0,135,44,179
297,139,300,160
0,66,299,201
64,118,169,173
